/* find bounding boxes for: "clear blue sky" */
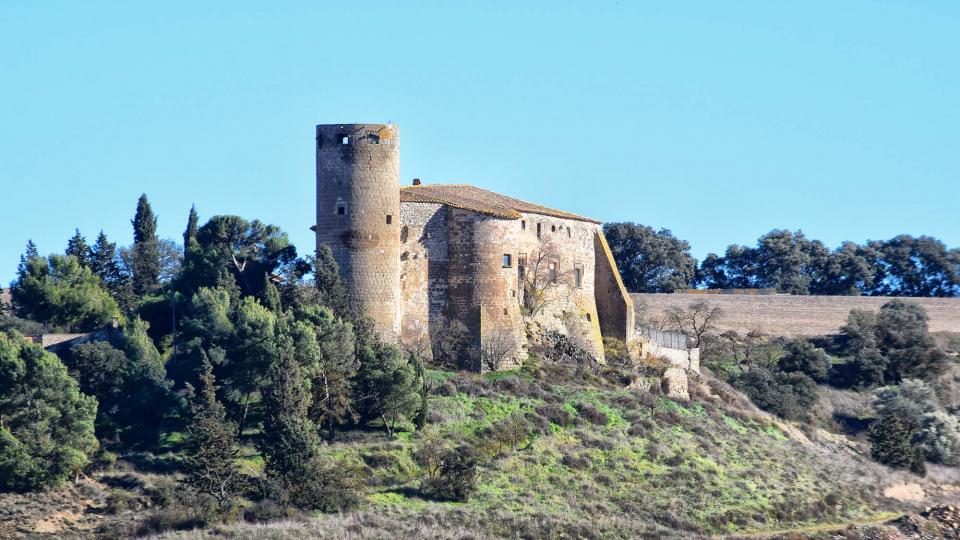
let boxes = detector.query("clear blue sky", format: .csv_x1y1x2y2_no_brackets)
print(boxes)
2,2,958,286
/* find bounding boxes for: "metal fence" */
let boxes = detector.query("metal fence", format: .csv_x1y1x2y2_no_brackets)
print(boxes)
638,326,691,350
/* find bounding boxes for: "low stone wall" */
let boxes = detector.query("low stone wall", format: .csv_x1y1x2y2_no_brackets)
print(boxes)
644,343,700,371
634,293,960,337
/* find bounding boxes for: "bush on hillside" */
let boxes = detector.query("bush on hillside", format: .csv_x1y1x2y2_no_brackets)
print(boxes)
735,367,818,421
420,445,480,502
868,413,926,475
778,339,832,383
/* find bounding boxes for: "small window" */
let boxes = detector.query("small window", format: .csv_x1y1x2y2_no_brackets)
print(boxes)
585,313,592,322
567,227,571,238
386,214,393,225
503,308,508,316
521,220,526,230
549,261,558,283
337,206,346,215
536,223,542,238
502,254,512,268
574,265,583,288
341,136,349,145
510,289,515,298
551,225,556,233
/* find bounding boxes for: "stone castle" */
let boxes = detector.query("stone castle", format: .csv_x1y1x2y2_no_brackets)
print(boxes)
312,123,634,369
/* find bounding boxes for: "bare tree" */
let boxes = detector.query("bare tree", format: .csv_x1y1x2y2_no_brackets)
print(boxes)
479,330,518,372
665,299,722,348
402,320,432,362
520,237,571,318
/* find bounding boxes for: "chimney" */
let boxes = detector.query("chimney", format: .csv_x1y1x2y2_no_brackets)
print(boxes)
412,178,421,186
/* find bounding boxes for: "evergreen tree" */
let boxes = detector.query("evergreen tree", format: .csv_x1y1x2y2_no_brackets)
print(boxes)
228,296,277,435
16,240,39,279
90,231,134,309
65,229,92,268
868,413,926,475
411,354,429,431
184,353,242,506
0,330,98,491
11,254,118,332
131,194,161,296
353,341,421,436
313,245,349,317
294,306,357,442
176,215,296,301
184,204,199,254
259,328,319,503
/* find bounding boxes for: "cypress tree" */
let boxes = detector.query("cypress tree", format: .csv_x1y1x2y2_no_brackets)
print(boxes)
259,329,319,503
131,194,161,296
184,353,242,506
17,240,39,278
184,204,199,255
314,246,349,317
65,229,92,268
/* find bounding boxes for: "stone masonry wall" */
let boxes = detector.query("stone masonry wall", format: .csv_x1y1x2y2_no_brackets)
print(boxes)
398,204,612,367
594,232,635,343
399,202,449,353
315,124,401,340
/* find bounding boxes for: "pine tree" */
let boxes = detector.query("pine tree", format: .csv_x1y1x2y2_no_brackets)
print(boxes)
0,330,98,490
65,229,92,268
184,353,242,506
131,194,161,296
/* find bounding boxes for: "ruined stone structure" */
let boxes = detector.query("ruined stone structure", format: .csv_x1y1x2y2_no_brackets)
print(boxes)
314,123,633,369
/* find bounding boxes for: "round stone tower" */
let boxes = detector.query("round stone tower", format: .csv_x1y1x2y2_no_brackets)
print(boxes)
314,123,400,340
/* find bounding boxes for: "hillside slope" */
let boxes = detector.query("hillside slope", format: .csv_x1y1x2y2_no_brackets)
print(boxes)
153,364,954,540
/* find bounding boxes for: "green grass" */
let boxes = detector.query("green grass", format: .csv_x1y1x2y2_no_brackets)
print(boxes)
300,369,890,537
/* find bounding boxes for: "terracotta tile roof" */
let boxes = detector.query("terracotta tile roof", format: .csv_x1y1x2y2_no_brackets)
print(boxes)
400,184,601,224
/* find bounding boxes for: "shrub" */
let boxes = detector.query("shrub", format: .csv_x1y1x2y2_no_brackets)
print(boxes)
735,368,818,421
914,412,960,466
134,493,223,537
483,414,532,457
287,456,365,512
420,445,480,502
574,402,609,426
561,453,591,470
779,339,831,383
868,413,926,475
105,489,136,514
243,499,299,523
535,403,574,427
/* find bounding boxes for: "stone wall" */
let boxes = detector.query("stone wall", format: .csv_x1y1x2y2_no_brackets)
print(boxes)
315,124,401,340
398,204,617,367
398,202,449,353
594,232,634,343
